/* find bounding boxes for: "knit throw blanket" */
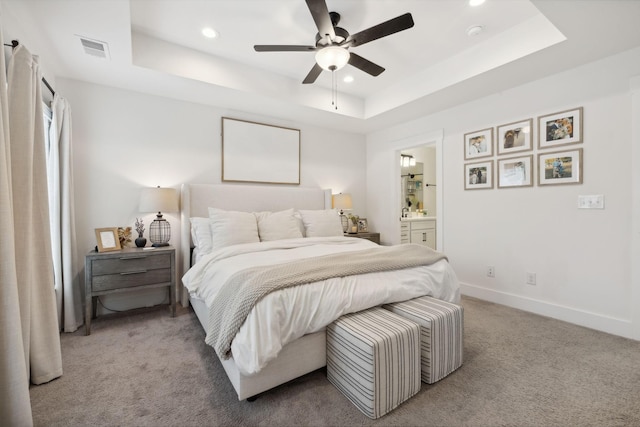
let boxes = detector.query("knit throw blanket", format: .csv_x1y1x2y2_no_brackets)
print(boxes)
205,244,447,359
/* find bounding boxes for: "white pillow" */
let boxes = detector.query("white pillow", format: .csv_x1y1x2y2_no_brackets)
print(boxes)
208,207,260,250
298,209,343,237
254,209,303,242
190,217,213,256
293,210,306,237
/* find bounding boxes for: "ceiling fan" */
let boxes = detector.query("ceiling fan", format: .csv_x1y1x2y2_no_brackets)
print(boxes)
254,0,415,84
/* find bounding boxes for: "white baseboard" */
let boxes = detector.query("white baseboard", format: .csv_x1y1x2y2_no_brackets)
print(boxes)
460,282,635,340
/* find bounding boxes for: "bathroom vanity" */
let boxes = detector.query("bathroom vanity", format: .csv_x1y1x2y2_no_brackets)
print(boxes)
400,217,436,249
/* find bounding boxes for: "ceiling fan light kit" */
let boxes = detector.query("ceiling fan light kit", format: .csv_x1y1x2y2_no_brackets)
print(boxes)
315,46,350,71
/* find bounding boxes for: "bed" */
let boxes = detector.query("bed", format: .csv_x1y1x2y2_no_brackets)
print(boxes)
179,183,459,400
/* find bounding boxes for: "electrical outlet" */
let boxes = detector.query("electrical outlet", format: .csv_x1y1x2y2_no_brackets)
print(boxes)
487,266,495,278
526,272,536,285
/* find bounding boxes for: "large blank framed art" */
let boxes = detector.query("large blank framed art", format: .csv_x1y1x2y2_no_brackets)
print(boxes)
222,117,300,185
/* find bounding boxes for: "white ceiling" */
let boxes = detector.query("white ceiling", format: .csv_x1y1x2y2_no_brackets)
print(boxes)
4,0,640,134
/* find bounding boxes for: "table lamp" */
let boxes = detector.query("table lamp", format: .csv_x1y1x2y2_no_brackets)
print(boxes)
332,193,352,233
139,186,178,247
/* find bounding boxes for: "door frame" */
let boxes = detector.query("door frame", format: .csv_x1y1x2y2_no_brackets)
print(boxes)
393,130,443,250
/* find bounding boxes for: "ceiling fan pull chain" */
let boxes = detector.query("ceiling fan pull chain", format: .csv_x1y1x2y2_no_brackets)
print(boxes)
332,70,338,110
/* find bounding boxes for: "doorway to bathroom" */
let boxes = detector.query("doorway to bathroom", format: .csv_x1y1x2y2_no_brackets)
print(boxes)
394,132,442,250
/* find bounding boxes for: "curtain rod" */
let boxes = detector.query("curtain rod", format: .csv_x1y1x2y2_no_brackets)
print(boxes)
3,39,56,97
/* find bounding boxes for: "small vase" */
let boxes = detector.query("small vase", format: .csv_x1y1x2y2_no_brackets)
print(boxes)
135,234,147,248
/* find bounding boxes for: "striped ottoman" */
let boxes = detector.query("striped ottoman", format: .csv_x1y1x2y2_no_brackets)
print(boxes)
383,296,463,384
326,307,421,419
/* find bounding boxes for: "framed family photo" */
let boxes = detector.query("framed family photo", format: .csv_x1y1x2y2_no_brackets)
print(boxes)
497,118,532,155
464,128,493,160
464,160,493,190
498,155,533,188
538,148,583,186
538,107,583,149
95,227,121,252
357,218,368,233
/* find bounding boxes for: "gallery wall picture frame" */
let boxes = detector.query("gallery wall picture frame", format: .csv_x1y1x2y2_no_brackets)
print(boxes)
538,106,583,149
464,128,493,160
538,148,583,186
95,227,121,252
357,218,368,233
497,118,533,155
498,155,534,188
464,160,493,190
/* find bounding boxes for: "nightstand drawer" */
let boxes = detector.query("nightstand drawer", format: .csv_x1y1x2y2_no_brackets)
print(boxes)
91,253,171,275
92,268,172,292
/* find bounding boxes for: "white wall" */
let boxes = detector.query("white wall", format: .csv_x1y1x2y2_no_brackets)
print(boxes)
58,79,367,312
367,47,640,340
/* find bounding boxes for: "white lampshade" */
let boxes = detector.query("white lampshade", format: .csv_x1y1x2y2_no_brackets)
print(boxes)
315,46,350,71
332,193,353,211
139,187,178,247
139,187,178,214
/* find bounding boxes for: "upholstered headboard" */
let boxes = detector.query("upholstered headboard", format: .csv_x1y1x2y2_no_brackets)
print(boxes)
179,183,331,305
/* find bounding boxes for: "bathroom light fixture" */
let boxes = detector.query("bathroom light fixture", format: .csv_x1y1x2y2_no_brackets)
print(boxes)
139,186,178,247
400,154,416,167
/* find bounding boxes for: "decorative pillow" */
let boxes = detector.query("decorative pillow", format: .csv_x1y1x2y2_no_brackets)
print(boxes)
254,209,303,242
298,209,343,237
190,217,213,256
208,207,260,250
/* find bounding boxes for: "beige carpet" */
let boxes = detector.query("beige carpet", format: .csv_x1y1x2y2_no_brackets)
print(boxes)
30,296,640,426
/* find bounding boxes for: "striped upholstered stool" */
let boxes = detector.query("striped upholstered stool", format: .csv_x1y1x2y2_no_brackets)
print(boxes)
383,296,463,384
326,307,421,419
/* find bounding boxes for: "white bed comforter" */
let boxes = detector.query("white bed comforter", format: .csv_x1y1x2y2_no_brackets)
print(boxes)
182,236,459,375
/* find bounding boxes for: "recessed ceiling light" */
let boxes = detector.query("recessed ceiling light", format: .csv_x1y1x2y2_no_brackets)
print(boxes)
469,0,486,6
466,25,484,37
202,27,218,39
343,75,354,83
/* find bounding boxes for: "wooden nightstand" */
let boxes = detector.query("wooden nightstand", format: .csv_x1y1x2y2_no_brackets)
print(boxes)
84,246,176,335
344,232,381,245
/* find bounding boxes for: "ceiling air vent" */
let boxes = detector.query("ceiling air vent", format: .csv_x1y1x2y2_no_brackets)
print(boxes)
77,36,110,60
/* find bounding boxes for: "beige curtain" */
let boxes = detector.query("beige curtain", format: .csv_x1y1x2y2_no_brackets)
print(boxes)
48,95,82,332
0,25,63,424
8,42,63,384
0,16,33,426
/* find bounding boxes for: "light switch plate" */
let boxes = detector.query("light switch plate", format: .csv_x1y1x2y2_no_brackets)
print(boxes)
578,195,604,209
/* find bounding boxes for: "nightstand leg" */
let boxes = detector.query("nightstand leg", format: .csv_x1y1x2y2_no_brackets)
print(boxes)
170,285,176,317
85,298,92,335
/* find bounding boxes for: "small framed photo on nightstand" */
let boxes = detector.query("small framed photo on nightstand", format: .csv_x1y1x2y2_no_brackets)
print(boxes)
357,218,368,233
95,227,121,252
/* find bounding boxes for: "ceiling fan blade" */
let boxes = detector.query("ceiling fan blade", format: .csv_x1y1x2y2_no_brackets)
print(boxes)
302,63,323,84
305,0,335,40
347,13,414,47
348,53,385,76
254,45,317,52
